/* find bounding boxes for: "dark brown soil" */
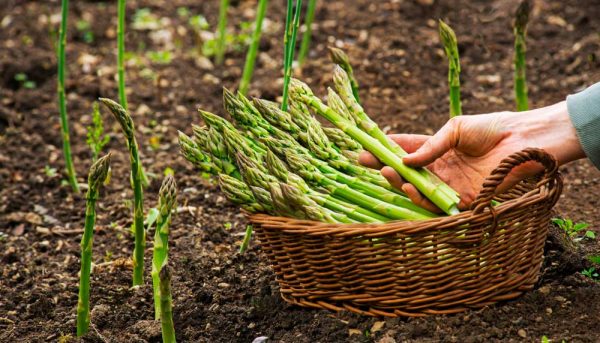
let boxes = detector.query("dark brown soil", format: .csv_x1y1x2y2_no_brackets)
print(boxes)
1,0,600,342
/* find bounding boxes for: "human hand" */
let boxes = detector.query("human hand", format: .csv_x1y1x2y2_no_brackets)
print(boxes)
359,101,584,212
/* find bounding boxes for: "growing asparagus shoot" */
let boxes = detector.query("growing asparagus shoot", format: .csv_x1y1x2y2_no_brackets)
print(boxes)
57,0,79,193
328,47,360,103
438,19,462,117
239,0,269,95
76,153,111,336
99,98,146,286
159,265,176,343
215,0,229,65
239,225,253,253
297,0,317,65
281,0,303,111
514,0,531,111
152,175,177,320
117,0,128,111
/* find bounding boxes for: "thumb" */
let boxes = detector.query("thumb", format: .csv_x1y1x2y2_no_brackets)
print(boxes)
402,118,460,167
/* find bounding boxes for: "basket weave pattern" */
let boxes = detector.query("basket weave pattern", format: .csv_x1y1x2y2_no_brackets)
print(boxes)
249,148,563,317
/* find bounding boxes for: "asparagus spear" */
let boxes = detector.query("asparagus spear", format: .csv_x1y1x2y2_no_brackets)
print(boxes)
282,0,303,111
159,265,176,343
279,182,355,223
215,0,229,65
76,153,111,336
152,175,177,320
290,78,460,215
218,174,271,213
192,126,240,177
252,98,308,143
117,0,128,111
297,0,317,65
57,0,80,193
330,70,460,207
285,153,434,220
178,131,228,176
239,0,269,95
322,127,362,152
264,135,432,216
238,225,253,253
438,20,462,117
265,150,389,222
513,0,530,111
328,47,360,103
99,98,146,285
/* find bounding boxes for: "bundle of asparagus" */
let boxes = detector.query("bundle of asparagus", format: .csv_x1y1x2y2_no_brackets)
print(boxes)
179,66,460,223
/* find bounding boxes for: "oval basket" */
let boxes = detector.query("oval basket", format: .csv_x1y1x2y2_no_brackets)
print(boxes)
248,148,563,317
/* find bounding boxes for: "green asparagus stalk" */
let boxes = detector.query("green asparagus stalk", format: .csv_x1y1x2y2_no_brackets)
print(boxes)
290,78,460,215
159,265,176,343
279,182,355,223
281,0,303,111
198,111,266,156
250,185,277,213
215,0,229,65
322,127,362,152
265,134,380,191
438,20,462,117
99,98,146,285
330,68,460,205
192,125,240,176
513,0,530,111
76,153,111,336
239,225,253,253
117,0,128,111
285,152,435,220
265,150,389,222
328,47,360,103
327,87,356,125
178,131,228,176
297,0,317,65
288,100,312,130
252,98,307,142
152,175,177,320
57,0,79,193
219,174,270,213
268,182,306,218
239,0,268,95
117,4,151,188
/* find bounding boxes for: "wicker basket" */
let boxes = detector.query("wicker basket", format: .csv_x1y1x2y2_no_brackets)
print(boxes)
248,148,563,317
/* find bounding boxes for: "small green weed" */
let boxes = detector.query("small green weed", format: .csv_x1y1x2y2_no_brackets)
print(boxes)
86,102,110,161
551,218,595,241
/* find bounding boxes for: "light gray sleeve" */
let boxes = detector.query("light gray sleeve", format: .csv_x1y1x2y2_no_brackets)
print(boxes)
567,82,600,169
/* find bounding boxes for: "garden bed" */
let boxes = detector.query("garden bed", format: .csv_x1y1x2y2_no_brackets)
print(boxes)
1,0,600,341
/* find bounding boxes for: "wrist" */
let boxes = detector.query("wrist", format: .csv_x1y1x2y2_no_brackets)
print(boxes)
505,101,585,165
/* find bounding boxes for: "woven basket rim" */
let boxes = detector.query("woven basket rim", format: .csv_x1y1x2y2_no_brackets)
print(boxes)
248,174,555,238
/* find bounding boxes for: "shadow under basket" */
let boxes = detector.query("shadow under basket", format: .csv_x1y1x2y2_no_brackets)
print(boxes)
248,148,563,317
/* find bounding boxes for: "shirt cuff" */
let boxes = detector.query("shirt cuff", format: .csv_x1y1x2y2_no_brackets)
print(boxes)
566,82,600,169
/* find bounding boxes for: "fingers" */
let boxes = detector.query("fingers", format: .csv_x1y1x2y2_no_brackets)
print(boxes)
403,117,461,167
358,150,384,169
400,183,444,214
380,167,444,214
381,166,405,190
387,134,430,153
358,134,431,169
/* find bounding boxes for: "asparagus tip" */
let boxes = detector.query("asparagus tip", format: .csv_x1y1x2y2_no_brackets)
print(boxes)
327,46,350,66
88,152,111,190
514,0,531,33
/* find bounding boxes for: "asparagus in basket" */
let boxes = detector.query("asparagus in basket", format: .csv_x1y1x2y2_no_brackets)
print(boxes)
289,70,461,215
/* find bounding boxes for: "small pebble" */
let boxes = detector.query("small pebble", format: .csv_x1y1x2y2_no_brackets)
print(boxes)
517,329,527,338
